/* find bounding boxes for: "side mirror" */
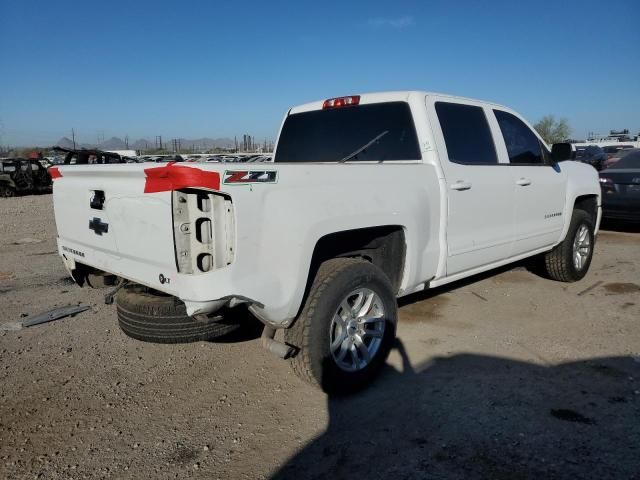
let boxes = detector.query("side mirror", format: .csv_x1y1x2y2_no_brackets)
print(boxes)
551,143,574,162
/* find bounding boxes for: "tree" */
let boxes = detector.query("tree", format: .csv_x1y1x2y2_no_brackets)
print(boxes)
534,116,571,144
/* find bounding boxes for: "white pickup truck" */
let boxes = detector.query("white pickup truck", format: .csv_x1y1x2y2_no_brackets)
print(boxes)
52,91,601,392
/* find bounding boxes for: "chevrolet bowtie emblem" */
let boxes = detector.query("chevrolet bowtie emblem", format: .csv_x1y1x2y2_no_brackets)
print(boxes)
89,217,109,235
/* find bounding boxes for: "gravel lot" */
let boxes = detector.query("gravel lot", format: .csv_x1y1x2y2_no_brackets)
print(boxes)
1,194,639,479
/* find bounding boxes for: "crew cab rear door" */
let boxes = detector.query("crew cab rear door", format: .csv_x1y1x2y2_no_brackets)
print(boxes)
428,97,514,276
491,109,567,254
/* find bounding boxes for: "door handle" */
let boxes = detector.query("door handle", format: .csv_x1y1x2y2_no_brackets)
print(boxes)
450,181,472,191
516,178,532,186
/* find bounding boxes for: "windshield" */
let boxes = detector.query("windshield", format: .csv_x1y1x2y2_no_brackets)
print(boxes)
274,102,421,162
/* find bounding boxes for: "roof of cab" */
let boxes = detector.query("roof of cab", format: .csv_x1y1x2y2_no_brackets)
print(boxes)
288,90,508,115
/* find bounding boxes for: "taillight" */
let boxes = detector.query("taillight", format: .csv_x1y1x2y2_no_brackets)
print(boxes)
49,166,62,179
322,95,360,109
599,176,615,192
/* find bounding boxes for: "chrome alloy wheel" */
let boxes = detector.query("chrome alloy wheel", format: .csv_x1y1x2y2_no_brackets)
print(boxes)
572,224,591,271
329,288,386,372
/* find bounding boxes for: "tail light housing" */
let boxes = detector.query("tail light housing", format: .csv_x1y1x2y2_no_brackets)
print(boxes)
599,176,615,193
49,166,62,179
322,95,360,109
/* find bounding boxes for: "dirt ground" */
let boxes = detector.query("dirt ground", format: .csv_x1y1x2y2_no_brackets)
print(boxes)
1,194,639,479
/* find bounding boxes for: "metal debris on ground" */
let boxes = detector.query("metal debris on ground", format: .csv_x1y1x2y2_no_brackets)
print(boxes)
577,281,604,296
2,305,91,331
11,237,44,245
471,291,489,302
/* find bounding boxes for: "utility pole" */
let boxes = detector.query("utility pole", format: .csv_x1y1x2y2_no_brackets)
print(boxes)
71,128,76,150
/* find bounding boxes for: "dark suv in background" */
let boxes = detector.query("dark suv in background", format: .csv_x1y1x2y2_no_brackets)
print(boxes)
575,145,607,170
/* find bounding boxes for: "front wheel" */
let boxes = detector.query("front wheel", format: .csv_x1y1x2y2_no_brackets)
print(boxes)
542,209,595,282
285,258,397,393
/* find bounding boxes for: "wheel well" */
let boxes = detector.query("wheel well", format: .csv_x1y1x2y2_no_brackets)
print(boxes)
307,226,406,295
573,195,598,225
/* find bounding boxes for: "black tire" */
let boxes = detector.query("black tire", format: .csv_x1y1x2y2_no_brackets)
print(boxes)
543,209,595,282
0,185,15,197
284,258,397,393
115,284,240,343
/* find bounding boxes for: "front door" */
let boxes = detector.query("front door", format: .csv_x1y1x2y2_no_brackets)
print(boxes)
492,109,567,254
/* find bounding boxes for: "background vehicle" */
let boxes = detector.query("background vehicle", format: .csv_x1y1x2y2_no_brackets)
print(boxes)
0,158,52,196
162,155,184,162
575,145,606,170
53,146,133,165
246,155,272,162
599,149,640,222
51,91,601,392
603,144,634,160
603,147,639,169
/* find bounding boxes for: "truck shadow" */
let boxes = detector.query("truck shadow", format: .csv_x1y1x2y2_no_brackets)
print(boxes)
398,261,536,307
207,305,264,343
271,340,640,480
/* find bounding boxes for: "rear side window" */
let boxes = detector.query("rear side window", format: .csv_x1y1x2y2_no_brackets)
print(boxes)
274,102,421,162
435,102,498,165
494,110,544,165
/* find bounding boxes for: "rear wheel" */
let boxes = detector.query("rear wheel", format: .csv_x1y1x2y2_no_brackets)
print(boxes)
285,258,397,393
115,284,240,343
542,209,594,282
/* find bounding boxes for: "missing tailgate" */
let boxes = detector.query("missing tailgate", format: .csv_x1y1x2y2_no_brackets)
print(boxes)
172,189,235,274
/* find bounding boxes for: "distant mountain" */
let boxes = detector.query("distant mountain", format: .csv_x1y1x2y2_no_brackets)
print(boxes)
101,137,127,150
56,137,75,149
132,138,153,150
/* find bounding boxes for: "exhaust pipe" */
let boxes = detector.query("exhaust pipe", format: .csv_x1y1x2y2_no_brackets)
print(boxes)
261,326,296,359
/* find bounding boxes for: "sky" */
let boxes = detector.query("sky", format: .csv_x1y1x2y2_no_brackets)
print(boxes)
1,0,639,147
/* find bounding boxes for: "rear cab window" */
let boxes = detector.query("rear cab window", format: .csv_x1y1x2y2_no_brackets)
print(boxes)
274,102,421,162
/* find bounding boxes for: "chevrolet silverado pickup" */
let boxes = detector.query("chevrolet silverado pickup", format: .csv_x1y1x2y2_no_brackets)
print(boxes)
51,91,601,392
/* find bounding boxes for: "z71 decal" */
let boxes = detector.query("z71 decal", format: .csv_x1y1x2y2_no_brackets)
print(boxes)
223,170,278,185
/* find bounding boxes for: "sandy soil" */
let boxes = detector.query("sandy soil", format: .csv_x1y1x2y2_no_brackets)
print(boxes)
1,194,639,479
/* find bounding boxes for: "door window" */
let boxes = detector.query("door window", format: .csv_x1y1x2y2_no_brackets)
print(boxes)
494,110,544,165
435,102,498,165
